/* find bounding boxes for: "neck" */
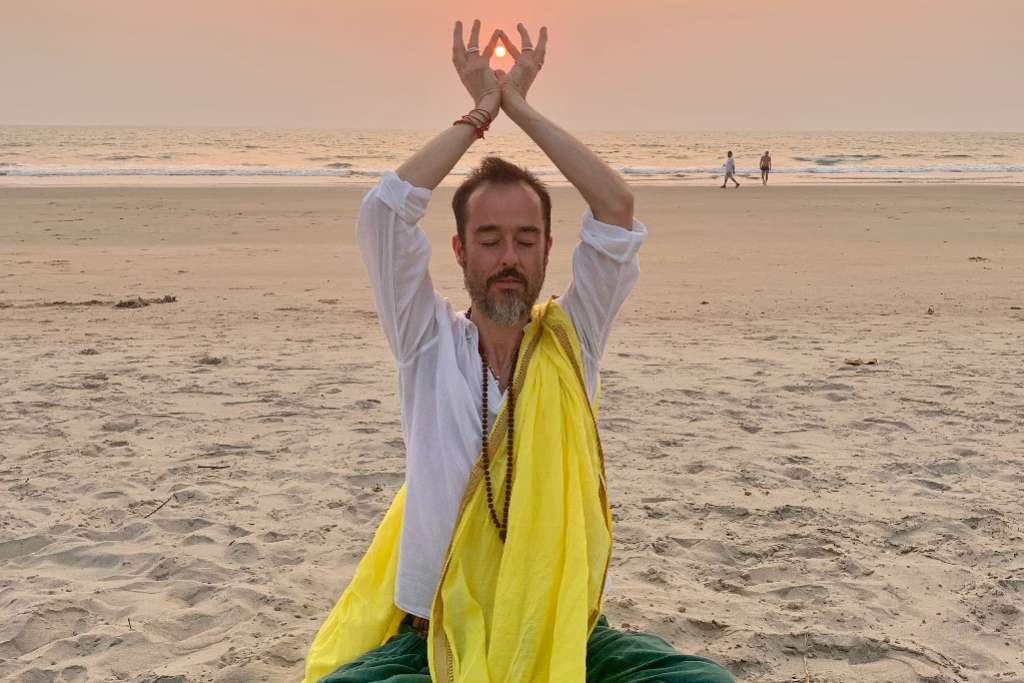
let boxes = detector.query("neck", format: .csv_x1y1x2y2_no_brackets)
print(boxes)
470,308,528,385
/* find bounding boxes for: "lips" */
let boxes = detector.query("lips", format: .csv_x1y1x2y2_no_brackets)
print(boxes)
488,271,526,288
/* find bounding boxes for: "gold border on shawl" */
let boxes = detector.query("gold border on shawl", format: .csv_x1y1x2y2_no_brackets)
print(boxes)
548,322,613,632
430,306,545,681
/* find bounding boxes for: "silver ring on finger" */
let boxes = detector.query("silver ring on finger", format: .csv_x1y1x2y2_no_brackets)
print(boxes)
522,46,534,51
467,47,480,54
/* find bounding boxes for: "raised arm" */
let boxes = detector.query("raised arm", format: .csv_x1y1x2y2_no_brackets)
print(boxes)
396,20,502,190
358,21,505,362
496,25,634,230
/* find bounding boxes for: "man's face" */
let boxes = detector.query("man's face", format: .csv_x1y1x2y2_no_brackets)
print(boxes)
453,181,552,326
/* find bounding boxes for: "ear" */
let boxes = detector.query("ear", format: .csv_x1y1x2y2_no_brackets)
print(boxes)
545,234,553,258
452,234,466,268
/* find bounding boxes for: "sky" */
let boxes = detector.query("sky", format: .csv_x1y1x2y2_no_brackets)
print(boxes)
2,0,1022,131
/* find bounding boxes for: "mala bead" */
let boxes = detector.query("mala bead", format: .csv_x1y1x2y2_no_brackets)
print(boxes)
480,346,519,542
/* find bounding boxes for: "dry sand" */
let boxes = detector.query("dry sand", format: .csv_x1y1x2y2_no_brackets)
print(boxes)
1,184,1023,682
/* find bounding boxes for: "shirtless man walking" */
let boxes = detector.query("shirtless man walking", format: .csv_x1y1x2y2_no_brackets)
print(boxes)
760,150,772,185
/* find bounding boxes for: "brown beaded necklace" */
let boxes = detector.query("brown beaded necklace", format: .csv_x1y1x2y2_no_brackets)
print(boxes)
471,307,520,543
480,347,518,543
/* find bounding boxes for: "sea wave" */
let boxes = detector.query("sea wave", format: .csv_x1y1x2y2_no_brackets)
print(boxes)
618,164,1024,175
792,154,886,165
2,163,1024,180
307,155,367,162
799,164,1024,174
0,166,359,177
94,154,171,161
621,167,711,175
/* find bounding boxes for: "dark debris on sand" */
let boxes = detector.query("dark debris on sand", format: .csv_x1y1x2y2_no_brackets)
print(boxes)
114,294,177,309
1,294,178,309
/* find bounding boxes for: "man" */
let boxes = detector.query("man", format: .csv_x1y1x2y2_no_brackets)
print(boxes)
760,150,772,185
304,20,734,683
721,150,739,188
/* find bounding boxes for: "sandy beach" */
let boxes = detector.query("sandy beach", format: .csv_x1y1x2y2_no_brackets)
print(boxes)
1,184,1022,682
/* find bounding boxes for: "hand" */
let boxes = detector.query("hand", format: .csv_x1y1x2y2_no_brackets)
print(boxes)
495,24,548,105
452,20,503,118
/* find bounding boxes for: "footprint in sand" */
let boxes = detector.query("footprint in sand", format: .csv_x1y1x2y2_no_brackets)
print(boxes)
0,606,93,658
0,534,52,561
227,541,259,564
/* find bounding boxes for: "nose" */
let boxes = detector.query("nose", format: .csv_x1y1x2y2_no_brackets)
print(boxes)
499,240,519,268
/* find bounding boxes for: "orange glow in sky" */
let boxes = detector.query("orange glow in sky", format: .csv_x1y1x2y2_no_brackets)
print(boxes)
1,0,1022,130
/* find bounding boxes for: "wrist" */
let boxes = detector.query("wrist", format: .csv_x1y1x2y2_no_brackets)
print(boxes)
500,92,531,120
476,93,501,119
454,105,494,140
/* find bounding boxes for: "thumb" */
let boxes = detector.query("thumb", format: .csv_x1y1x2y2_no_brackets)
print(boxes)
494,69,507,82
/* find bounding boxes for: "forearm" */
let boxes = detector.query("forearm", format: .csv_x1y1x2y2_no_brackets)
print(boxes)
395,123,481,191
503,97,633,229
398,19,502,193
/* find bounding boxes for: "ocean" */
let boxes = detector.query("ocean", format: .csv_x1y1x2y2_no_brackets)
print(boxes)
2,127,1023,186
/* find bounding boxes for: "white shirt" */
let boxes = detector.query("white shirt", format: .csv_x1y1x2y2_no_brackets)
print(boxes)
724,157,736,174
357,172,647,618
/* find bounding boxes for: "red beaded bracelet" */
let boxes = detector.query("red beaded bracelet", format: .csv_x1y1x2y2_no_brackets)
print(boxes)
453,108,493,139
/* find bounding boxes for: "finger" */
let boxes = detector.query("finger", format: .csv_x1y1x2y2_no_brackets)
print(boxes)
468,19,481,50
536,26,548,59
453,21,466,64
482,29,501,59
498,30,521,60
517,22,534,49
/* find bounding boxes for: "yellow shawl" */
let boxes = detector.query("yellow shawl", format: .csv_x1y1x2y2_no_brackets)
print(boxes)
304,299,612,682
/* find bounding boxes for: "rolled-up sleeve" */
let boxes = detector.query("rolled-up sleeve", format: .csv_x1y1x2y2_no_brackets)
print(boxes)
356,172,438,364
561,210,647,361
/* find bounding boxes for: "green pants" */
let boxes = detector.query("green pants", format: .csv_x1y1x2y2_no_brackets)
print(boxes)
319,616,734,682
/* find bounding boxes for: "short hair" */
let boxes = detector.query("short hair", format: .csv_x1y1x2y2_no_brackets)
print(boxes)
727,150,733,156
452,156,552,244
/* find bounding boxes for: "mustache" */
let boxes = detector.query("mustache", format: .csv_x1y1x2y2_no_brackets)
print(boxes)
487,269,527,287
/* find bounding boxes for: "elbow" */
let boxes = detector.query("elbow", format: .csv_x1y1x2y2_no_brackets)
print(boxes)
602,190,634,230
617,190,634,218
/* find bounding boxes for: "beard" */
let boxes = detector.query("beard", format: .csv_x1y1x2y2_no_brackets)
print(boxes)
464,261,546,326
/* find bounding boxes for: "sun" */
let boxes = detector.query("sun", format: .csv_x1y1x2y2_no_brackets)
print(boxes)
495,45,507,58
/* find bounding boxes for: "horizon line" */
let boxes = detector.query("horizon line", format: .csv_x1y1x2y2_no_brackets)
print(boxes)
2,123,1023,135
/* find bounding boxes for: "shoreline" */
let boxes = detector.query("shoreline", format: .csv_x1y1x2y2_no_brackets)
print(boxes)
3,176,1024,189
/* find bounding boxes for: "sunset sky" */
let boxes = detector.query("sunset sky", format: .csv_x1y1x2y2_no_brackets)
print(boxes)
3,0,1022,131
